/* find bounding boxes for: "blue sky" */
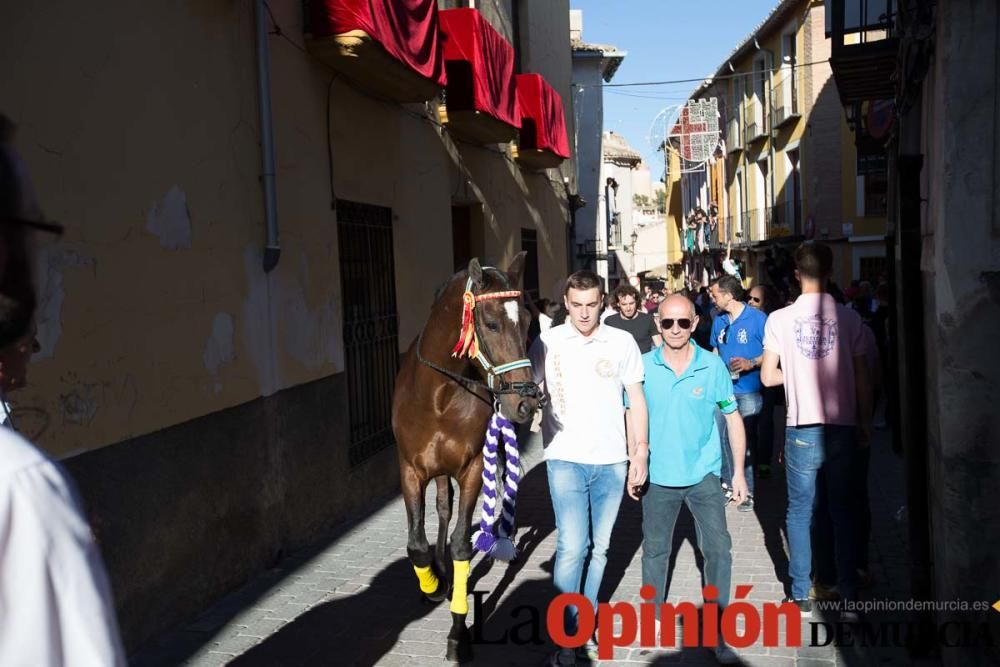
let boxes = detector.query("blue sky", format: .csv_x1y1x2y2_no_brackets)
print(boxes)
570,0,778,166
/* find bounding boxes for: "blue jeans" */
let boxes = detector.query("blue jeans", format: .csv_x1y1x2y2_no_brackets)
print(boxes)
784,425,859,601
641,473,733,618
720,392,762,495
547,459,627,635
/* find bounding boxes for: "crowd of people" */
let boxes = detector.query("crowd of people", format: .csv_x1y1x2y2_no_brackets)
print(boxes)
530,241,887,665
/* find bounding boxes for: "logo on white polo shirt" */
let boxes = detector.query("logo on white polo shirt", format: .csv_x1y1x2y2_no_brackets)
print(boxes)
594,359,615,378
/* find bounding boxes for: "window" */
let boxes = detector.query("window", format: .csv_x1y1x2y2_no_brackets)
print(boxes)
858,154,888,216
781,32,799,116
860,256,887,285
337,200,399,467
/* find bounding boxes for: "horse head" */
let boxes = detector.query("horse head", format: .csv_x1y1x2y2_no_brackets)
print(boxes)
457,252,541,424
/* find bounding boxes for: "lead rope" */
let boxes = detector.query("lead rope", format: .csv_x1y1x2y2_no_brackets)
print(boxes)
471,410,521,561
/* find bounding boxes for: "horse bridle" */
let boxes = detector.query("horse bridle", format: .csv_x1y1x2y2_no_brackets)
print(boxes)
416,270,544,402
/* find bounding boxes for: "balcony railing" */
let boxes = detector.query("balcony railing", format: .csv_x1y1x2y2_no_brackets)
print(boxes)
828,0,898,105
772,75,800,129
577,239,607,260
744,99,768,144
726,117,743,153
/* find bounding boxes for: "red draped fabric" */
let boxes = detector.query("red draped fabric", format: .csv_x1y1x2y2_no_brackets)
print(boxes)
438,9,519,129
515,74,571,158
310,0,446,86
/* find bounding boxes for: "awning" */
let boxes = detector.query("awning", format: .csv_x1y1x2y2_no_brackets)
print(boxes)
307,0,446,102
438,8,519,143
515,74,570,169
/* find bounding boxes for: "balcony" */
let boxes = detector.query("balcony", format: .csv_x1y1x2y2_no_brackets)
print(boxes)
743,99,768,144
827,0,898,105
514,74,571,170
771,76,801,129
577,239,607,261
726,117,743,153
438,8,519,144
305,0,445,103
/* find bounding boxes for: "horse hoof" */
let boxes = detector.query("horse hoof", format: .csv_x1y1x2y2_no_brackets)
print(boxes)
446,637,473,663
423,581,450,604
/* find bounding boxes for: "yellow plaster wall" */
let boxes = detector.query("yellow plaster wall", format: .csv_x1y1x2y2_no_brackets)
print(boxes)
1,0,570,458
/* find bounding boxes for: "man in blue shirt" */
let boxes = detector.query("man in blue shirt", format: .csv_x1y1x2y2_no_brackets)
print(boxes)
636,295,747,665
710,275,768,511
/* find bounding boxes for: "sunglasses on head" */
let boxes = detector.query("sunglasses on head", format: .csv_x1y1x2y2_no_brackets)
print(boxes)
660,318,692,330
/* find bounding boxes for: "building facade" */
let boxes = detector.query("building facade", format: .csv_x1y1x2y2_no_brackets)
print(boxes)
681,0,887,291
1,0,574,651
829,0,1000,662
570,10,625,280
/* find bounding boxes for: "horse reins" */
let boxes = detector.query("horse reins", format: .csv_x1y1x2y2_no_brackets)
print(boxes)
415,269,543,403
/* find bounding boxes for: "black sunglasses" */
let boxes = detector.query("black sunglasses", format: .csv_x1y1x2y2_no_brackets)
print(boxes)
748,296,762,304
661,318,692,330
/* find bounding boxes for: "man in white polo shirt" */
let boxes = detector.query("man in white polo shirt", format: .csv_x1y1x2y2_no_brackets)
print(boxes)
530,271,648,665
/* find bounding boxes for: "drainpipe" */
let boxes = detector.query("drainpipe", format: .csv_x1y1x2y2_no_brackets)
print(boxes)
255,0,280,272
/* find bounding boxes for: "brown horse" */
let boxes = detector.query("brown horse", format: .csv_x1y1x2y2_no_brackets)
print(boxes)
392,252,542,662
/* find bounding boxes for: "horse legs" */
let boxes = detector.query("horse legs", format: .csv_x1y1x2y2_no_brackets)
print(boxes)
401,463,448,602
445,466,482,663
434,475,454,578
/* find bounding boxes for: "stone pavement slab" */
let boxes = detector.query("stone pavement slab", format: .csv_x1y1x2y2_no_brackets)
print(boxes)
134,427,913,667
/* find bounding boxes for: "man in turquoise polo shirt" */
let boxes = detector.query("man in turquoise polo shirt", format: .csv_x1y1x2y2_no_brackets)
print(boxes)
636,295,747,664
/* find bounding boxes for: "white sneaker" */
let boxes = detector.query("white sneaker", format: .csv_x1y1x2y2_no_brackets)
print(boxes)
714,643,739,664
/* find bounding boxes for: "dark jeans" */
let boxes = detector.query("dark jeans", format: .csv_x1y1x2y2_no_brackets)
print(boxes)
785,424,858,601
816,444,871,584
641,473,733,617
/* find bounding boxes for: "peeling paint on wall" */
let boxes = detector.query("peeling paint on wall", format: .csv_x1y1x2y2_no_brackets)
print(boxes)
33,247,97,360
147,186,193,249
203,312,235,394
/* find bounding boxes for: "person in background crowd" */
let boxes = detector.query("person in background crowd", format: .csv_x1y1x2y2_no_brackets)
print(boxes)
722,241,742,281
643,285,657,313
813,321,881,601
761,242,872,618
600,291,617,323
0,113,126,665
747,283,782,479
605,284,662,354
710,275,767,511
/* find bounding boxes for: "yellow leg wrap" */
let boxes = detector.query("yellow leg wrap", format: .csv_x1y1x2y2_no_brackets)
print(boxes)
414,564,440,595
449,560,471,615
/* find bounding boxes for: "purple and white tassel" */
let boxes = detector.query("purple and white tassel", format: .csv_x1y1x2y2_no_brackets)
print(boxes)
471,412,521,561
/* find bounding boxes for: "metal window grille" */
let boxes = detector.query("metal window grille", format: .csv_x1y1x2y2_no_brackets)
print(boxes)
337,199,399,467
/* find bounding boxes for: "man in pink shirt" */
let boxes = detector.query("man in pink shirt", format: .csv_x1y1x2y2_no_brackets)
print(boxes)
760,243,872,618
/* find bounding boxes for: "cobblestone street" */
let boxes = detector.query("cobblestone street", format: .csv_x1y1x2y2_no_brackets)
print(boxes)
136,424,912,667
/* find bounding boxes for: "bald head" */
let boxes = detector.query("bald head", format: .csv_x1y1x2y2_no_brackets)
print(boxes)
658,294,696,320
657,294,698,351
